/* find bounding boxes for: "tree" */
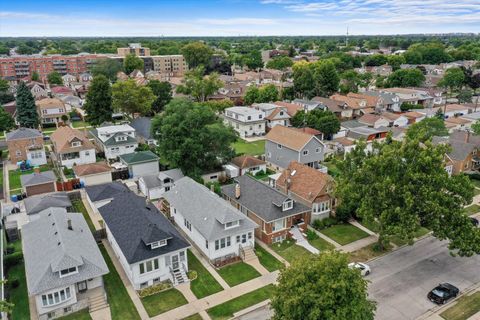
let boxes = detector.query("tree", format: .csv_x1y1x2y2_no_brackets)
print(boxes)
293,62,315,99
439,67,465,113
365,54,387,67
458,89,473,104
466,72,480,111
181,42,213,69
245,50,264,70
336,138,479,255
0,78,14,104
83,75,113,126
471,120,480,135
271,251,375,320
0,280,13,314
386,69,425,87
387,55,406,71
0,106,15,132
244,86,260,105
266,56,293,70
312,60,340,97
152,98,236,176
123,54,144,75
31,71,40,82
199,99,234,113
91,58,123,82
340,70,360,94
15,81,39,128
257,84,279,103
405,117,448,142
400,102,418,112
147,80,172,113
47,71,63,86
112,79,155,117
291,109,340,139
176,67,222,102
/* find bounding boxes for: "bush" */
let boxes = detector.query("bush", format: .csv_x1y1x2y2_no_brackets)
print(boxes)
63,167,74,177
187,270,198,281
255,170,265,177
306,229,319,241
335,205,354,222
206,181,222,195
138,280,172,298
467,172,480,181
7,278,20,289
312,217,337,230
4,252,23,269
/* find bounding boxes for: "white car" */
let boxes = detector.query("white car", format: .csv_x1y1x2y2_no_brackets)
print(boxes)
348,262,371,276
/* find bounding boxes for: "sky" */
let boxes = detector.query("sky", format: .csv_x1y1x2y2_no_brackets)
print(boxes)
1,0,479,37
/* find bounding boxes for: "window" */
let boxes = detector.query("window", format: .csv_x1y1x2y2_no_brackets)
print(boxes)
225,220,239,230
277,144,282,149
59,267,77,277
139,258,160,274
248,232,252,239
282,200,293,211
71,141,81,147
272,234,286,243
247,116,251,120
272,218,286,232
303,150,309,156
151,239,167,249
41,287,71,307
153,277,161,284
205,240,209,248
85,151,90,156
64,307,72,314
215,237,231,250
15,150,21,156
316,148,321,153
184,218,192,231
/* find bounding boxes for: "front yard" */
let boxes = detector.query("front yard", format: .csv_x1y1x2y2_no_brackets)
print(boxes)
141,288,188,317
309,236,335,251
348,242,393,262
207,284,274,320
232,139,265,156
440,291,480,320
58,310,92,320
254,244,284,272
319,223,370,245
187,250,223,299
269,239,312,263
8,164,52,193
217,262,261,287
5,240,30,320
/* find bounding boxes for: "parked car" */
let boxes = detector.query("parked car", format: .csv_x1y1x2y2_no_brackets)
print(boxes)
428,283,459,304
470,217,479,227
348,262,371,276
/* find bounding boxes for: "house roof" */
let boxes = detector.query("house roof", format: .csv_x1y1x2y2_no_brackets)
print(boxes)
22,208,108,295
445,117,471,125
36,98,65,109
119,151,159,165
130,117,153,140
141,168,184,189
51,86,73,95
163,177,257,241
381,112,405,121
347,92,379,107
276,161,333,203
73,162,111,177
85,181,128,202
24,192,71,216
265,107,289,121
265,125,317,152
50,126,95,154
221,175,310,222
330,94,366,109
291,127,322,136
6,127,43,141
347,127,388,140
98,188,190,264
333,137,355,146
231,156,266,169
273,101,303,116
358,114,383,125
21,171,56,187
432,131,480,161
403,111,425,119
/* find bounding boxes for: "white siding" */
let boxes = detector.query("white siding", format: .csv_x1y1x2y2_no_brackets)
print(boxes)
79,172,112,186
60,148,96,168
130,161,159,178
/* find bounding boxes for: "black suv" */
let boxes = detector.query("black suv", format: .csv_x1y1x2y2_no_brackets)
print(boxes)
428,283,459,304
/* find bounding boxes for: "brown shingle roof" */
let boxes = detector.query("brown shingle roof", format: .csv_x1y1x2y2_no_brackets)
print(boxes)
50,126,95,154
73,162,111,176
36,98,65,109
265,125,316,151
231,155,266,169
330,94,366,110
347,92,378,107
403,111,424,119
273,101,303,117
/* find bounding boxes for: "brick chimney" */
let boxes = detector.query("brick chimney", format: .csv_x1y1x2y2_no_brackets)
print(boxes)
235,183,241,199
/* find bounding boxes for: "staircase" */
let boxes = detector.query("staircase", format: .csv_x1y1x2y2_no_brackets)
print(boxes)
241,246,257,263
89,293,109,313
172,267,189,285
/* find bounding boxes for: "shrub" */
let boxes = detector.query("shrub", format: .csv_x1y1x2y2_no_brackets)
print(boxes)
312,219,324,230
187,270,198,281
467,172,480,181
306,229,319,241
255,170,265,177
63,167,74,177
7,278,20,289
4,252,23,269
206,181,222,195
138,280,172,298
312,217,338,230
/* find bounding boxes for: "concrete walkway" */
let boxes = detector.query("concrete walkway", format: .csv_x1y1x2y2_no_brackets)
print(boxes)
289,226,319,254
340,234,378,253
151,271,279,320
349,219,377,236
307,225,341,248
176,283,197,302
80,190,103,231
189,245,230,289
244,257,270,276
90,307,112,320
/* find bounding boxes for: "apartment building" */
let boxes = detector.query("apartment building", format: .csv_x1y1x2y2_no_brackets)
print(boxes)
151,55,188,77
223,106,266,138
117,43,151,57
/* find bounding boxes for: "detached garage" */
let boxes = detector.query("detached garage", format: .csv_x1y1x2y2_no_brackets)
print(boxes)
20,170,56,196
119,151,159,178
73,162,112,186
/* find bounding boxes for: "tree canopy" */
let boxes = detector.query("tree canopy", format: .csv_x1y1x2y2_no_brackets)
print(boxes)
181,42,213,69
293,60,339,99
266,56,293,70
0,105,15,132
112,79,155,116
290,109,340,138
83,75,113,126
176,67,222,102
405,117,448,142
147,80,172,113
386,69,425,87
15,81,39,128
123,54,144,75
47,71,63,86
91,58,123,82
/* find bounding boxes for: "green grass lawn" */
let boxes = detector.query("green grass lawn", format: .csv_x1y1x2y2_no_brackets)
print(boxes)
58,309,92,320
72,120,91,129
348,242,392,263
309,236,335,251
188,250,223,299
474,188,480,196
232,140,265,156
254,244,284,272
269,240,312,263
358,219,380,233
141,288,188,317
71,199,96,232
414,227,430,238
320,223,370,245
207,284,274,320
440,291,480,320
465,204,480,216
182,314,203,320
217,262,261,287
470,179,480,189
323,160,341,177
99,245,141,320
6,240,30,320
8,164,51,192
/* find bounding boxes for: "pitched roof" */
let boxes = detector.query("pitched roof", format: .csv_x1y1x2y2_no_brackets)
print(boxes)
221,175,310,222
85,181,128,202
358,114,383,125
347,92,379,107
20,171,56,187
403,111,424,119
432,131,480,161
276,161,333,203
50,126,95,153
265,125,317,151
119,151,159,165
231,156,266,169
141,169,184,189
273,101,303,116
330,94,366,109
291,127,322,135
130,117,153,140
22,208,108,295
312,97,347,113
36,98,65,109
50,86,73,95
381,112,405,121
265,107,290,121
6,127,43,141
97,188,190,264
24,192,71,215
163,177,257,241
73,162,111,177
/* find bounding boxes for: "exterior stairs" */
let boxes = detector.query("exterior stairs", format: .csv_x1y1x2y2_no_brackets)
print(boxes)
241,246,257,263
89,293,109,313
172,268,189,285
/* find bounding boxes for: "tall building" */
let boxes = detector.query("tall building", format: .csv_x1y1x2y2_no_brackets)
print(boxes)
117,43,151,57
150,55,188,76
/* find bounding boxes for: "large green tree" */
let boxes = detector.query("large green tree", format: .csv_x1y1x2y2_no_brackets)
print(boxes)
405,117,448,142
266,56,293,70
152,98,236,176
123,54,144,75
439,67,466,112
176,67,222,102
0,106,15,132
271,251,376,320
181,42,213,69
0,78,14,104
386,69,425,87
293,61,315,99
15,81,39,128
31,71,40,82
245,50,264,71
47,71,63,86
91,58,123,82
312,60,340,97
244,86,260,105
147,80,172,113
83,75,113,126
112,79,155,116
291,109,340,138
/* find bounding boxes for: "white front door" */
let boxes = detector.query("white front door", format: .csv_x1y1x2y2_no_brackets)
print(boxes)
172,255,179,270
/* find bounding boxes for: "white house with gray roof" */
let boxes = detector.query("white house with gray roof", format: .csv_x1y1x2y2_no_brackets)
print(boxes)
22,208,109,320
90,124,138,160
129,117,158,146
223,106,266,138
163,177,257,265
138,168,184,200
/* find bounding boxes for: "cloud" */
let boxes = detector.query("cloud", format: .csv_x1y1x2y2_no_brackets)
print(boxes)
197,18,278,25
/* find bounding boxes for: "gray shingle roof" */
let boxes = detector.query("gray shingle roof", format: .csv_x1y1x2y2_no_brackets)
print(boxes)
130,117,153,140
20,171,56,187
85,181,128,202
432,132,480,161
22,208,109,295
24,192,72,215
141,169,184,189
221,175,310,222
163,177,258,241
97,188,190,264
6,127,43,141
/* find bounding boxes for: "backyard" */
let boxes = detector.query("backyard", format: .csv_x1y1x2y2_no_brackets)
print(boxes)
232,139,265,156
269,239,312,263
71,199,96,232
440,291,480,320
5,240,30,320
8,164,52,193
141,288,188,317
254,244,284,272
319,223,370,245
187,250,223,299
217,262,261,287
72,120,91,129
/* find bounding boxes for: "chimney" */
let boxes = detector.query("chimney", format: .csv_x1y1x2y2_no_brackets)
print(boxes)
67,219,73,230
33,167,40,174
235,183,241,199
284,169,290,191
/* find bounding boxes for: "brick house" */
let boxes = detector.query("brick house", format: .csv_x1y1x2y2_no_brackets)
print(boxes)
221,175,310,244
6,128,47,166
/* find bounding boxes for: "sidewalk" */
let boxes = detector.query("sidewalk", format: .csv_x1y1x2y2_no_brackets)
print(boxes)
289,226,319,254
340,235,378,253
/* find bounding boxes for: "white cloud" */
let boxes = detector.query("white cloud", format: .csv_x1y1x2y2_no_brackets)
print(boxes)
197,18,278,25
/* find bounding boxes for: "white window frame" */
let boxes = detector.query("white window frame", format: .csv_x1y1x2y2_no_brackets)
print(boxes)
225,220,239,230
272,218,286,232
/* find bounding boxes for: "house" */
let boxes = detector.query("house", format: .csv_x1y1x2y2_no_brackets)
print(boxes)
229,155,266,176
313,97,353,119
347,126,389,142
79,72,93,83
381,88,434,108
60,95,83,110
139,168,184,200
22,208,109,320
252,103,290,129
97,187,191,289
73,162,112,186
273,101,303,117
358,114,390,128
417,104,472,119
21,170,56,196
129,117,157,146
223,106,266,138
380,112,409,127
432,131,480,175
90,124,138,160
51,126,96,168
201,169,227,184
119,151,159,178
24,192,72,219
330,94,371,118
85,182,128,213
275,161,335,221
444,117,472,132
36,98,67,125
62,74,77,87
363,91,401,112
6,128,47,166
163,177,257,265
292,99,324,112
265,125,326,170
403,111,426,124
27,81,48,100
221,175,310,244
51,86,74,98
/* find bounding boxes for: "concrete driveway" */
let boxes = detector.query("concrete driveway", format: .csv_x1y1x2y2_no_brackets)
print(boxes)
368,236,480,320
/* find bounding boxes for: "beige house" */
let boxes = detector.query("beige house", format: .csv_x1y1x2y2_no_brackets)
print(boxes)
36,98,67,125
50,126,96,168
73,162,112,186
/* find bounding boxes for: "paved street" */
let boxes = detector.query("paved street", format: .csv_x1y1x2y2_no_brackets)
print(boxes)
368,236,480,320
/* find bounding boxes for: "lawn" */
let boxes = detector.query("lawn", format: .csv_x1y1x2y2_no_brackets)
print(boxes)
6,240,30,320
440,291,480,320
232,139,265,156
182,314,203,320
254,244,284,272
320,223,370,245
188,250,223,299
465,204,480,216
71,199,96,232
8,164,51,192
269,240,312,263
470,179,480,189
323,160,341,177
99,245,141,320
72,120,91,129
414,227,430,238
58,309,92,320
207,284,274,320
217,262,261,287
309,237,335,251
474,188,480,196
141,288,188,317
358,219,380,233
348,242,392,263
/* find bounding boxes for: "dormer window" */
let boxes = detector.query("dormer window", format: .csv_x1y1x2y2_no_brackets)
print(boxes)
282,199,293,211
150,239,167,249
59,267,78,278
116,136,127,142
71,141,81,147
225,220,239,230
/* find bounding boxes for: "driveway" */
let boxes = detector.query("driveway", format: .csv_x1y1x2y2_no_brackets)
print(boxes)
368,236,480,320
